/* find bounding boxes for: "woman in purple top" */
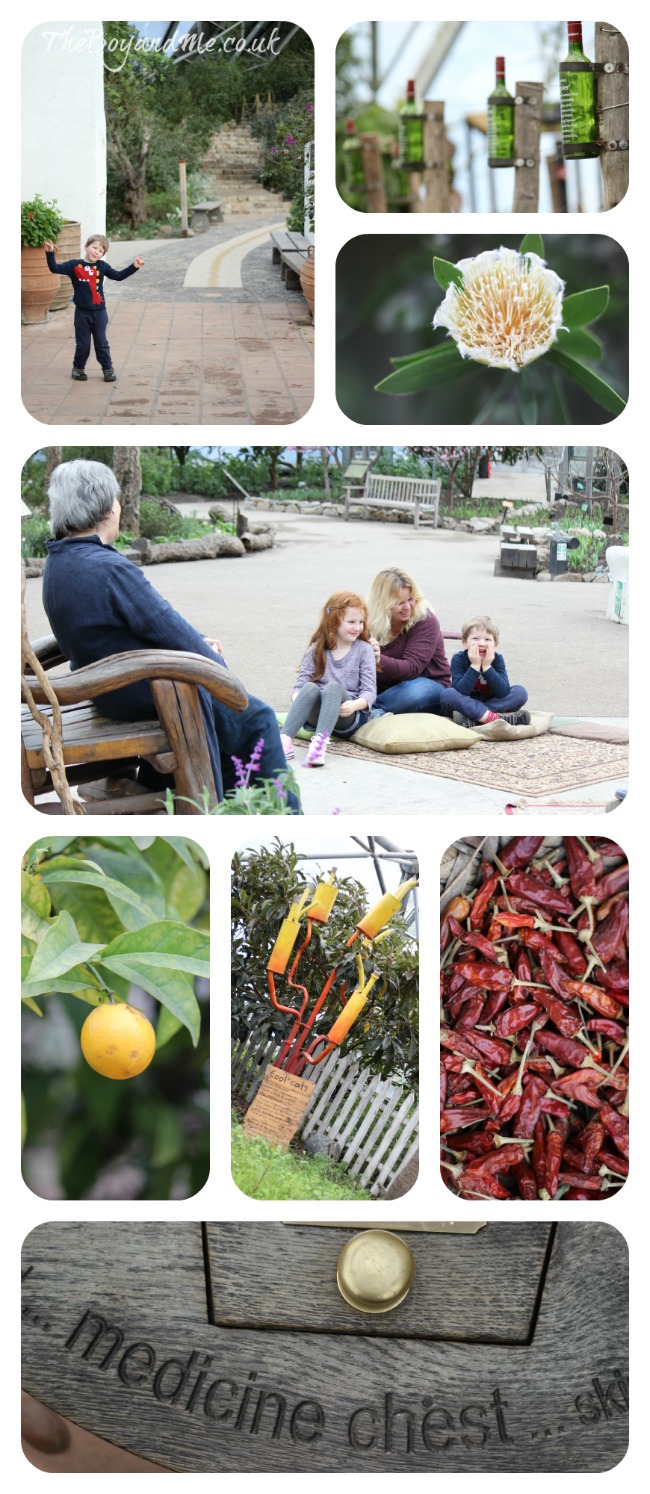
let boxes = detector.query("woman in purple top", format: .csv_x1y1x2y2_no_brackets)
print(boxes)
367,567,451,715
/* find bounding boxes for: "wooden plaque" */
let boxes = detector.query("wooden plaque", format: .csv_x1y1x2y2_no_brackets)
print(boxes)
243,1066,316,1147
22,1222,628,1473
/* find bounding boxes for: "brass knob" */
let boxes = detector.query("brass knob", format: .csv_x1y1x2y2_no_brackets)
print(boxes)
336,1230,414,1314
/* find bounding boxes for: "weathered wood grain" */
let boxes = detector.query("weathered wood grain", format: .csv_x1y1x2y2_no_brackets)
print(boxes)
205,1222,552,1341
22,1222,627,1473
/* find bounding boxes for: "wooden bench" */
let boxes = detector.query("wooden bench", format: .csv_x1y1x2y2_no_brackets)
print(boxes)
21,636,248,815
270,229,310,289
190,200,224,230
343,473,441,530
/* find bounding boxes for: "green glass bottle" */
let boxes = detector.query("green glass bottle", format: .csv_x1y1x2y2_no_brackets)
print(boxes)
487,57,515,167
342,118,366,190
398,80,424,170
385,139,410,209
559,21,599,159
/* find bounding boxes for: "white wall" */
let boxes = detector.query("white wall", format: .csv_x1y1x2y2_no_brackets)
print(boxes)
22,22,106,243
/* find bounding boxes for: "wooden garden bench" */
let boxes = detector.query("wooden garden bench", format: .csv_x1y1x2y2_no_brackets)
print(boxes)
343,473,441,530
190,200,224,230
270,229,310,289
21,635,248,815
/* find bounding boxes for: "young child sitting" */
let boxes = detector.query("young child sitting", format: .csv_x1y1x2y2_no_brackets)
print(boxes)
43,234,144,382
440,615,530,727
280,592,377,767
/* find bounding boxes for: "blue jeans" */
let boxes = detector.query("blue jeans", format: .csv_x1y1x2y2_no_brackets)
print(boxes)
375,677,446,715
439,684,528,723
74,306,112,370
213,692,301,812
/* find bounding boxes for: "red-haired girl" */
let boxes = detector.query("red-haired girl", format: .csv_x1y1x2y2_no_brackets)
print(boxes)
281,592,377,767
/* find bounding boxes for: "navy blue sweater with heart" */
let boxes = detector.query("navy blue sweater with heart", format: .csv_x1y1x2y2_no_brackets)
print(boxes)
45,251,139,308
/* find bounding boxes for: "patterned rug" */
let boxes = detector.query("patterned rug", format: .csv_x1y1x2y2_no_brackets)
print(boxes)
326,733,629,796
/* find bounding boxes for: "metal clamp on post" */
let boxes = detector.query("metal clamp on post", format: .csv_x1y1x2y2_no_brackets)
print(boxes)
514,93,540,106
514,157,536,168
593,60,629,74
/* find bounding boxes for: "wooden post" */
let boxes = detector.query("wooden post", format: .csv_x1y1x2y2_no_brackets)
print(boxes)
584,447,594,516
179,159,188,236
547,143,568,212
414,102,451,212
595,22,629,210
360,134,387,213
512,81,543,212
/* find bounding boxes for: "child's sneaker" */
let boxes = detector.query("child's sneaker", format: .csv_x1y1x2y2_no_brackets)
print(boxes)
500,710,531,726
103,367,117,382
303,732,329,767
71,367,87,381
280,733,294,760
452,711,474,729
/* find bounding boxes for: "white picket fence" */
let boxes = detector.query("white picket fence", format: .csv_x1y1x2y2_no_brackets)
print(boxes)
231,1031,419,1196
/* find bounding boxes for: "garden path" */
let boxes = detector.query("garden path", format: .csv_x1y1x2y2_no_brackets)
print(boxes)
21,218,313,426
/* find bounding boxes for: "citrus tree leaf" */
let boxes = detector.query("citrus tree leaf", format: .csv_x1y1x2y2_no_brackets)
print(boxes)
561,286,609,328
99,921,209,978
21,871,52,940
433,256,464,291
78,847,167,926
21,971,103,1001
27,910,105,983
548,347,626,415
96,958,201,1045
156,1005,184,1049
376,344,469,394
142,840,208,922
519,234,544,258
556,326,603,361
22,996,43,1016
39,869,156,927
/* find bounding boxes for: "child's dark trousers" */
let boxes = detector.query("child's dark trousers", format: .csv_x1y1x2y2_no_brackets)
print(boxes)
73,307,112,370
440,684,528,723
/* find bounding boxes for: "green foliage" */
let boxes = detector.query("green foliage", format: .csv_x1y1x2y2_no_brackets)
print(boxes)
21,516,50,559
21,836,210,1201
22,195,66,247
252,91,314,226
139,498,184,539
231,840,419,1087
567,534,607,572
231,1115,372,1200
166,765,300,817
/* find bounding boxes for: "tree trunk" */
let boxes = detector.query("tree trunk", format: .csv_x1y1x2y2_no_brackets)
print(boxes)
114,447,142,537
109,124,151,228
43,447,62,517
320,448,331,499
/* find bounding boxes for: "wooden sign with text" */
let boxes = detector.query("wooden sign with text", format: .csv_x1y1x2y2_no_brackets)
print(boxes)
243,1066,315,1147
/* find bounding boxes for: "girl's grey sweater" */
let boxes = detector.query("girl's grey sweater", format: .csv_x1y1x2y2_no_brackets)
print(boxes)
294,640,377,707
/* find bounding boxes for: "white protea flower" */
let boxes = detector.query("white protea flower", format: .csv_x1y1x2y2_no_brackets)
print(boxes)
433,247,565,372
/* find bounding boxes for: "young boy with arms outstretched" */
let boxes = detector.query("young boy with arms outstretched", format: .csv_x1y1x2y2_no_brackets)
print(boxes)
440,615,530,727
43,234,144,382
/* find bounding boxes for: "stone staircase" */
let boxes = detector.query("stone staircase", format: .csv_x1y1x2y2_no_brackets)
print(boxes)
199,121,286,216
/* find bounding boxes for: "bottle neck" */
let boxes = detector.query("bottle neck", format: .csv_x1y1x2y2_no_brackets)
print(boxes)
567,23,585,56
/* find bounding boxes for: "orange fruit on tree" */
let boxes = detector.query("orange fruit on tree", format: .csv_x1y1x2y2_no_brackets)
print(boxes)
80,1002,156,1080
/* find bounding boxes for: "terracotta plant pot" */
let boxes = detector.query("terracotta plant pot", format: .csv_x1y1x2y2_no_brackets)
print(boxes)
300,248,315,316
21,245,58,325
50,222,81,312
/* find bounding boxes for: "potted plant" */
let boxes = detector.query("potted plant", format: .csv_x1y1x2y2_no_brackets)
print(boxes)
21,195,66,324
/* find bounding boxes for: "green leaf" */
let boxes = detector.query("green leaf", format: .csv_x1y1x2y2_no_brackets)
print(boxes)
21,871,52,941
99,921,210,978
390,345,461,368
21,972,102,1002
28,910,105,983
433,256,464,291
40,869,156,927
376,344,470,394
156,1005,184,1050
519,234,544,258
518,378,538,424
96,959,201,1045
22,996,43,1016
561,286,609,328
77,847,167,927
548,347,626,415
556,326,603,361
142,840,208,922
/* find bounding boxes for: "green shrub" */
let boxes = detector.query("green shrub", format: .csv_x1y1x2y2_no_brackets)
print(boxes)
21,516,51,559
568,534,607,573
21,195,66,247
139,499,183,539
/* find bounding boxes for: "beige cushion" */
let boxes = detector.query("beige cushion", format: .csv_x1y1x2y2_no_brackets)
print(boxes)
472,710,553,742
351,712,480,753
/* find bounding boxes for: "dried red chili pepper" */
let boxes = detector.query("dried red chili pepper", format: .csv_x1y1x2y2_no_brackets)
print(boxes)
440,1063,447,1112
469,872,500,929
493,911,537,930
533,986,582,1038
480,987,511,1025
441,1107,490,1134
440,895,471,953
469,1031,517,1067
594,863,629,903
516,1075,547,1138
585,1018,627,1044
558,1173,603,1192
465,1143,526,1177
540,1097,572,1120
459,1172,510,1200
504,871,574,917
494,1001,542,1038
519,927,568,961
596,1147,628,1177
498,836,545,870
591,900,628,963
545,1130,564,1198
559,978,624,1021
456,994,486,1030
514,1159,537,1199
582,1119,605,1174
450,923,505,964
564,837,597,902
552,927,588,977
599,1102,629,1159
534,1028,586,1068
450,960,514,994
531,1119,547,1191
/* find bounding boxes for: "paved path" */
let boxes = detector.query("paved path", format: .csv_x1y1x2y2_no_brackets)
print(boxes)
21,218,313,426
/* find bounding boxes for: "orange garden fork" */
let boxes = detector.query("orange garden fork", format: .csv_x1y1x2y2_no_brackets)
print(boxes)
266,874,417,1075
